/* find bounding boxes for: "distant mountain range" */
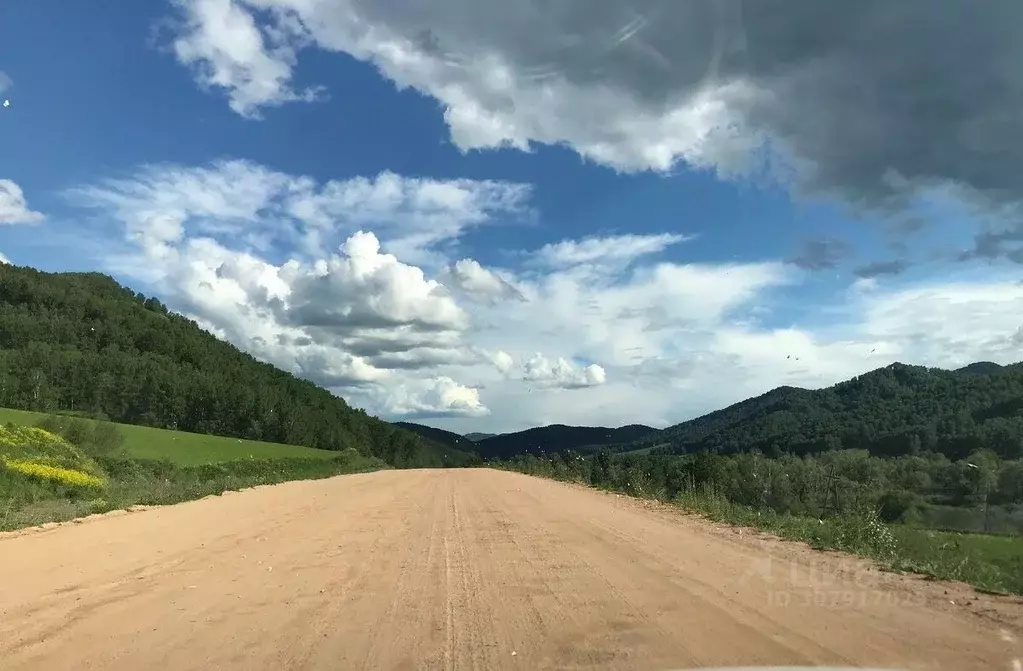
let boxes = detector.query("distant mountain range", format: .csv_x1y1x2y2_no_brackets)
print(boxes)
401,360,1023,462
395,422,658,461
643,361,1022,460
392,422,476,451
470,424,658,460
13,266,1018,467
463,432,497,442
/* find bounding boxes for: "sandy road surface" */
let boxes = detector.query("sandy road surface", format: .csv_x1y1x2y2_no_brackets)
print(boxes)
1,469,1021,671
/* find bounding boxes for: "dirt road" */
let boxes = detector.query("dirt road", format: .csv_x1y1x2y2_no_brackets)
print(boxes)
1,469,1020,670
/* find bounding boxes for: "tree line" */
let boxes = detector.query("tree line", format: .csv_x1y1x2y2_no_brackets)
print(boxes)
497,446,1023,533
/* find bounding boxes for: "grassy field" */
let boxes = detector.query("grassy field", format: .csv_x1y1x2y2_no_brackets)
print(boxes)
891,527,1023,595
0,407,339,465
0,407,385,531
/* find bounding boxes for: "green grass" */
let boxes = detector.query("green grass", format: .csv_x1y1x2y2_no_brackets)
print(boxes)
670,487,1023,595
0,408,387,531
1,451,385,532
0,407,339,465
920,502,1023,536
890,527,1023,595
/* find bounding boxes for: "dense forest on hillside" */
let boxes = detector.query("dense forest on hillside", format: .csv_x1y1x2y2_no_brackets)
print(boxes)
464,432,497,442
0,266,471,467
470,423,658,460
396,422,657,460
429,362,1023,465
394,422,477,452
630,363,1023,461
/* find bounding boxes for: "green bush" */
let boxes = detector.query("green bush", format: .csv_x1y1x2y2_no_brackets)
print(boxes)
877,489,924,523
34,414,125,458
90,421,125,454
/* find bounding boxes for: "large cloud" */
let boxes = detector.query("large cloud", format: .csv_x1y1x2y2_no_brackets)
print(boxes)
67,161,536,417
70,160,531,266
164,0,1023,215
522,354,606,389
169,0,324,118
444,259,525,304
67,159,1023,432
62,159,793,425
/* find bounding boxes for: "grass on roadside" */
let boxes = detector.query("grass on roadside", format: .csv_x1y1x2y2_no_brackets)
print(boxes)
0,410,387,532
673,486,1023,595
496,463,1023,596
1,450,385,532
0,407,341,465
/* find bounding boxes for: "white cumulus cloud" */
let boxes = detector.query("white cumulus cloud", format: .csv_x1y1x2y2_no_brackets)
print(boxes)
170,0,324,118
533,232,692,269
0,180,44,225
66,161,539,417
523,354,606,389
64,159,1023,433
159,0,1023,274
445,258,524,303
369,376,490,418
162,0,1023,221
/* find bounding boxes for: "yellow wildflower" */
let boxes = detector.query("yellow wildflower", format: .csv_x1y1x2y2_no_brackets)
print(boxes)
2,458,105,489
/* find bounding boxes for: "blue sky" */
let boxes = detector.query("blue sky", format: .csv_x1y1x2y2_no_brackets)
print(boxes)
2,0,1021,433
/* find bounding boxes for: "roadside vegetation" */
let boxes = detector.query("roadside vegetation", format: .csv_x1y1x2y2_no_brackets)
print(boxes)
0,407,343,465
493,449,1023,596
0,412,384,531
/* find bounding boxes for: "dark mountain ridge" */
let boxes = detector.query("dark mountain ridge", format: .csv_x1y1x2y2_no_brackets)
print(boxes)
464,432,498,441
647,361,1023,460
394,422,477,451
472,423,659,460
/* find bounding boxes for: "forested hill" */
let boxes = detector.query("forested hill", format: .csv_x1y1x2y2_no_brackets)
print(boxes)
394,422,477,451
647,362,1023,460
473,424,658,460
0,265,472,467
464,432,498,442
